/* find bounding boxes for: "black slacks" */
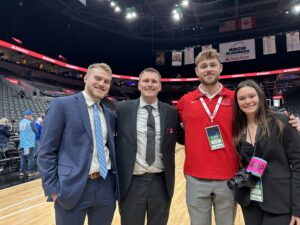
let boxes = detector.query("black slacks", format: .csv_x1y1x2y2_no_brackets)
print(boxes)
242,204,291,225
119,172,171,225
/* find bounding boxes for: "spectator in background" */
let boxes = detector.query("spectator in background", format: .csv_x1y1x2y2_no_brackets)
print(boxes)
0,118,11,150
17,90,26,99
232,79,300,225
34,117,43,165
19,110,39,177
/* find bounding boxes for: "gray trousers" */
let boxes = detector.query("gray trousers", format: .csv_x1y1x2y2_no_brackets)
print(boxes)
186,175,236,225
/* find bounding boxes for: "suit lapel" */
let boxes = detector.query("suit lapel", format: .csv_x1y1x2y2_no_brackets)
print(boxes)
130,99,139,145
257,118,276,157
75,92,93,141
158,101,166,149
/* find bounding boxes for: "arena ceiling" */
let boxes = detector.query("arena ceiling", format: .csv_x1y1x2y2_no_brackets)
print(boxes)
40,0,300,41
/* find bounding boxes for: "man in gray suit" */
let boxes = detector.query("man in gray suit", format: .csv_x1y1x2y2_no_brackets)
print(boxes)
38,63,119,225
116,68,178,225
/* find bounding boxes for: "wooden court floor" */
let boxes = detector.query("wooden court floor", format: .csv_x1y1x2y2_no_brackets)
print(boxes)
0,144,245,225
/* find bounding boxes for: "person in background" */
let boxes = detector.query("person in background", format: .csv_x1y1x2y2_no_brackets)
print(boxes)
38,63,119,225
19,110,39,177
34,117,43,166
116,68,178,225
232,79,300,225
0,118,11,151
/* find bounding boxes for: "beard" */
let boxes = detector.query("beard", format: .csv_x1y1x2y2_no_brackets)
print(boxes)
200,74,219,86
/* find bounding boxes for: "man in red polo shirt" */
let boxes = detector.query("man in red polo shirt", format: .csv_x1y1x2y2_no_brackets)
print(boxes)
177,49,239,225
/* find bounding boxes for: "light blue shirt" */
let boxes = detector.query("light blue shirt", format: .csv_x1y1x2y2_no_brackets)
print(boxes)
19,118,35,149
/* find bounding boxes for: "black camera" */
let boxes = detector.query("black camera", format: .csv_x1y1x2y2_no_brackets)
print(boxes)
227,169,257,190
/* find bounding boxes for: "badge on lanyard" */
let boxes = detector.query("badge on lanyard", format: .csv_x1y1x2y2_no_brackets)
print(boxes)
205,125,225,150
250,178,263,202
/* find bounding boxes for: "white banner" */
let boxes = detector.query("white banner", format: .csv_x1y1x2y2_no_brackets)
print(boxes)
263,36,276,55
172,51,182,66
219,39,256,63
184,47,194,65
286,31,300,52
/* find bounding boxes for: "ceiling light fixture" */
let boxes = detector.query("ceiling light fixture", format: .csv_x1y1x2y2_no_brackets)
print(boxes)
110,1,116,7
294,4,300,13
125,7,137,20
172,6,182,21
115,6,121,13
182,0,189,7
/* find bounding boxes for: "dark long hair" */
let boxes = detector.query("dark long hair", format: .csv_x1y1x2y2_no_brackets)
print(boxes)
233,79,284,146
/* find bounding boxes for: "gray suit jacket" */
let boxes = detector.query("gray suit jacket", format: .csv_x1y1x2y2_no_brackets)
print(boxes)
38,92,119,210
115,99,178,199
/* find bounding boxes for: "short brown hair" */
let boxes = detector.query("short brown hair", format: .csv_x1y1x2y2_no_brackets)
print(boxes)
86,63,112,76
195,49,220,66
138,68,161,80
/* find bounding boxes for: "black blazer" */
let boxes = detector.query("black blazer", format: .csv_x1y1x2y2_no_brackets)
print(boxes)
115,99,178,199
235,113,300,217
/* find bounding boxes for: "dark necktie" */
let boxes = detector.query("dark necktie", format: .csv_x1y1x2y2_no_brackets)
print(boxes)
145,105,155,166
93,103,108,179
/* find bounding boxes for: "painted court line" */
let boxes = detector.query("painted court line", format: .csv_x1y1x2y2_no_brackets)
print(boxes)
0,194,44,212
0,201,47,220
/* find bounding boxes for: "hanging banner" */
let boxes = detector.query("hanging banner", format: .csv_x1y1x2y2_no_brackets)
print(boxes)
263,36,276,55
286,31,300,52
202,44,212,51
156,52,165,66
184,47,194,65
237,16,256,30
172,51,182,66
219,39,256,63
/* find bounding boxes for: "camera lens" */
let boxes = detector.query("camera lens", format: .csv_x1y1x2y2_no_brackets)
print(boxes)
227,179,237,190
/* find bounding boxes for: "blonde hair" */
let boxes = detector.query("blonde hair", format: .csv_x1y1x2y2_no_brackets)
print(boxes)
195,48,220,66
0,118,9,126
86,63,112,76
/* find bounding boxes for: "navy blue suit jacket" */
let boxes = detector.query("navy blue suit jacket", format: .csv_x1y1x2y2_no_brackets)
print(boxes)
38,92,119,210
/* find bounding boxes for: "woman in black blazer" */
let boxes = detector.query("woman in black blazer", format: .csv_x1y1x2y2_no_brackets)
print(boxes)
232,79,300,225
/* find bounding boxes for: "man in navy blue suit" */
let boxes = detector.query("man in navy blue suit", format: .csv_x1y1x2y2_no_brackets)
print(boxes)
38,63,119,225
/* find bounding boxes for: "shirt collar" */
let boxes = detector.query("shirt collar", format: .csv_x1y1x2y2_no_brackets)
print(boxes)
82,91,102,111
199,83,223,99
139,97,158,110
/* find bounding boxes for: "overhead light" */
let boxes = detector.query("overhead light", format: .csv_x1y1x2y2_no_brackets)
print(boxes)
125,7,137,20
115,6,121,12
172,7,182,21
182,0,189,7
294,4,300,13
110,1,116,7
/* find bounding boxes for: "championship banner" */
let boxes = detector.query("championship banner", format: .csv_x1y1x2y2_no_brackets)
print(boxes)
286,31,300,52
156,52,165,66
263,36,276,55
172,51,182,66
219,39,256,63
184,47,194,65
201,44,212,51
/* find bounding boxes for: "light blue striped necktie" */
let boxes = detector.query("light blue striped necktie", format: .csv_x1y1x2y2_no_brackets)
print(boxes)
93,103,108,179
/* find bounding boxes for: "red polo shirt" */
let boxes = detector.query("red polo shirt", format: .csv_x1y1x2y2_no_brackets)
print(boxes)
177,86,239,180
